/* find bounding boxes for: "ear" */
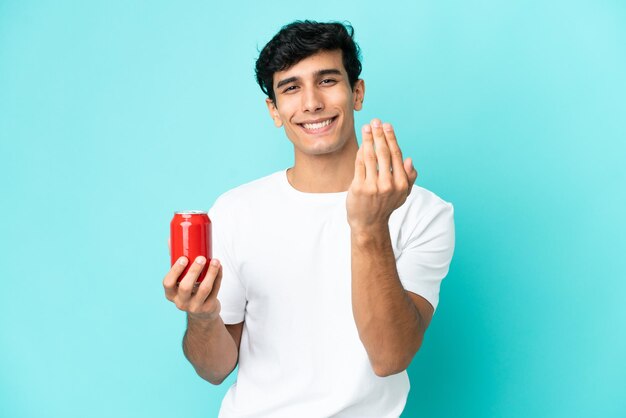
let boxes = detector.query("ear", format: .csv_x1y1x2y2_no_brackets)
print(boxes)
353,79,365,111
265,98,283,128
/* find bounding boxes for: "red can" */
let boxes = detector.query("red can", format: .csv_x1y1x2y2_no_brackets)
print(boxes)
170,211,212,283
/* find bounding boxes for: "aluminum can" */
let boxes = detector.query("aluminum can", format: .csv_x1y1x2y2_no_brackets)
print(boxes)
170,211,212,283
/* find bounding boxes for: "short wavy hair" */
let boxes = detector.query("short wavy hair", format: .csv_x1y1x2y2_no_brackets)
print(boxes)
255,20,362,103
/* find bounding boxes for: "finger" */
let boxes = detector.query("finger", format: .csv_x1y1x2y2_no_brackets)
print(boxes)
210,264,223,297
163,257,188,300
371,119,392,183
177,256,207,300
383,123,408,185
404,157,418,190
167,237,171,256
353,146,365,184
202,264,223,311
361,124,377,183
192,259,221,305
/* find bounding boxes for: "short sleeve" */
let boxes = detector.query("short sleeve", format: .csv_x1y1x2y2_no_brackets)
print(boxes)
208,199,247,324
396,202,455,312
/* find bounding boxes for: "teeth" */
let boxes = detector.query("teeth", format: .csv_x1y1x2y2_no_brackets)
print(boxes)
302,118,333,130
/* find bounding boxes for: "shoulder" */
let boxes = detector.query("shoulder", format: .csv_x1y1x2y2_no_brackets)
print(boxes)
405,184,453,217
389,185,455,256
390,184,454,233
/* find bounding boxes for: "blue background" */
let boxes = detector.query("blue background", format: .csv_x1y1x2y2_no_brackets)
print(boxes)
1,1,625,417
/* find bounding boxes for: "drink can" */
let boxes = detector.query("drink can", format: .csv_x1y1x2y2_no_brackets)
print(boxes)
170,211,212,283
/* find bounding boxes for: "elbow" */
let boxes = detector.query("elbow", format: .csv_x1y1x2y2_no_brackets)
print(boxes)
208,377,226,386
371,344,423,377
372,360,409,377
373,366,403,377
192,357,238,386
196,368,228,386
371,354,413,377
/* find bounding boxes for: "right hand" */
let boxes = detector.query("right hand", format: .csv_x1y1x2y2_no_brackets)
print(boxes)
163,255,223,322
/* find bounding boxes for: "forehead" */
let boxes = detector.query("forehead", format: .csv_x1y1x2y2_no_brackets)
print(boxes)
273,50,347,85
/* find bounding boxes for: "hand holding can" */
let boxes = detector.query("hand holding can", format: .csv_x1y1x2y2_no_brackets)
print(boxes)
164,211,222,321
170,211,212,283
163,255,223,321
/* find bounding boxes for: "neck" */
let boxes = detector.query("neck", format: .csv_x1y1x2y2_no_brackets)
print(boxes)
287,138,358,193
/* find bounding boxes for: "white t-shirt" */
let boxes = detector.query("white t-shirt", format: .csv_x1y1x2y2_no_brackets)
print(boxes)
208,170,455,418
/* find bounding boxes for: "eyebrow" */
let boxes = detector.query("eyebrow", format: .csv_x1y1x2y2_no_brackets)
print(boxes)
275,68,343,89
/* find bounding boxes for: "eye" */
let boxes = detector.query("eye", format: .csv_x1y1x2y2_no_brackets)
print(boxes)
321,79,337,85
282,85,298,93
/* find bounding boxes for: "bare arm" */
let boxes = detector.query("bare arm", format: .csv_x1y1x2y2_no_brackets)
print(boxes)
183,316,242,385
163,256,242,385
347,118,431,377
351,225,433,377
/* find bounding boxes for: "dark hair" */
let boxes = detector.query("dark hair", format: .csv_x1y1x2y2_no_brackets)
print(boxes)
255,20,362,103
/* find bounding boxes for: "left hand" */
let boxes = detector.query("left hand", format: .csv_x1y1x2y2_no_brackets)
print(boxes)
346,118,418,231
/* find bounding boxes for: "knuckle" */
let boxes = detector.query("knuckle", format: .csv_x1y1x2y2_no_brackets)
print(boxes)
178,283,193,294
390,149,403,159
379,182,393,194
166,268,180,280
364,185,377,195
365,152,377,162
196,283,214,296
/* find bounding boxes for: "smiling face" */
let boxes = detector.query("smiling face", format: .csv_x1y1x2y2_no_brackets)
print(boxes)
266,49,365,160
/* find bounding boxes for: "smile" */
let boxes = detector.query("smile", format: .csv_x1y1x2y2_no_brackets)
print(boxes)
298,117,337,133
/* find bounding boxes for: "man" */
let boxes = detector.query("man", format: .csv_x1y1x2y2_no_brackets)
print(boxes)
163,21,455,418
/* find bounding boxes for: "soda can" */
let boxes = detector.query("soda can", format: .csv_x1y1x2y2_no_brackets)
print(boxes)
170,211,212,283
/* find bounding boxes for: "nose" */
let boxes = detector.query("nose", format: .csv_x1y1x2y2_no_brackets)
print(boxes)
302,87,324,113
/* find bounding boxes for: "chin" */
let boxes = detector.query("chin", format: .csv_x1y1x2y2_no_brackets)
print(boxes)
299,140,347,156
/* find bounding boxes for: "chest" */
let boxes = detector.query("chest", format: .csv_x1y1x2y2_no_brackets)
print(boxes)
234,203,353,317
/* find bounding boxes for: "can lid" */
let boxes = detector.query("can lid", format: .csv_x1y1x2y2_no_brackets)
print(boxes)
175,210,207,215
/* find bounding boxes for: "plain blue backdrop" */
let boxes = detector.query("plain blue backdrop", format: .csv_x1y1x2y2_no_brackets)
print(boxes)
1,1,625,417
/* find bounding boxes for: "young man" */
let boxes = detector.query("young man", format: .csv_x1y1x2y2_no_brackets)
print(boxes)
163,21,455,418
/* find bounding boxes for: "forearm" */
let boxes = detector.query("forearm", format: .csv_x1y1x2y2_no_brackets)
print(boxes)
351,224,425,376
183,314,238,385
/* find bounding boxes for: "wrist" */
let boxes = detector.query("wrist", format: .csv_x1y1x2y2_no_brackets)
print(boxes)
350,223,391,248
187,312,222,330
